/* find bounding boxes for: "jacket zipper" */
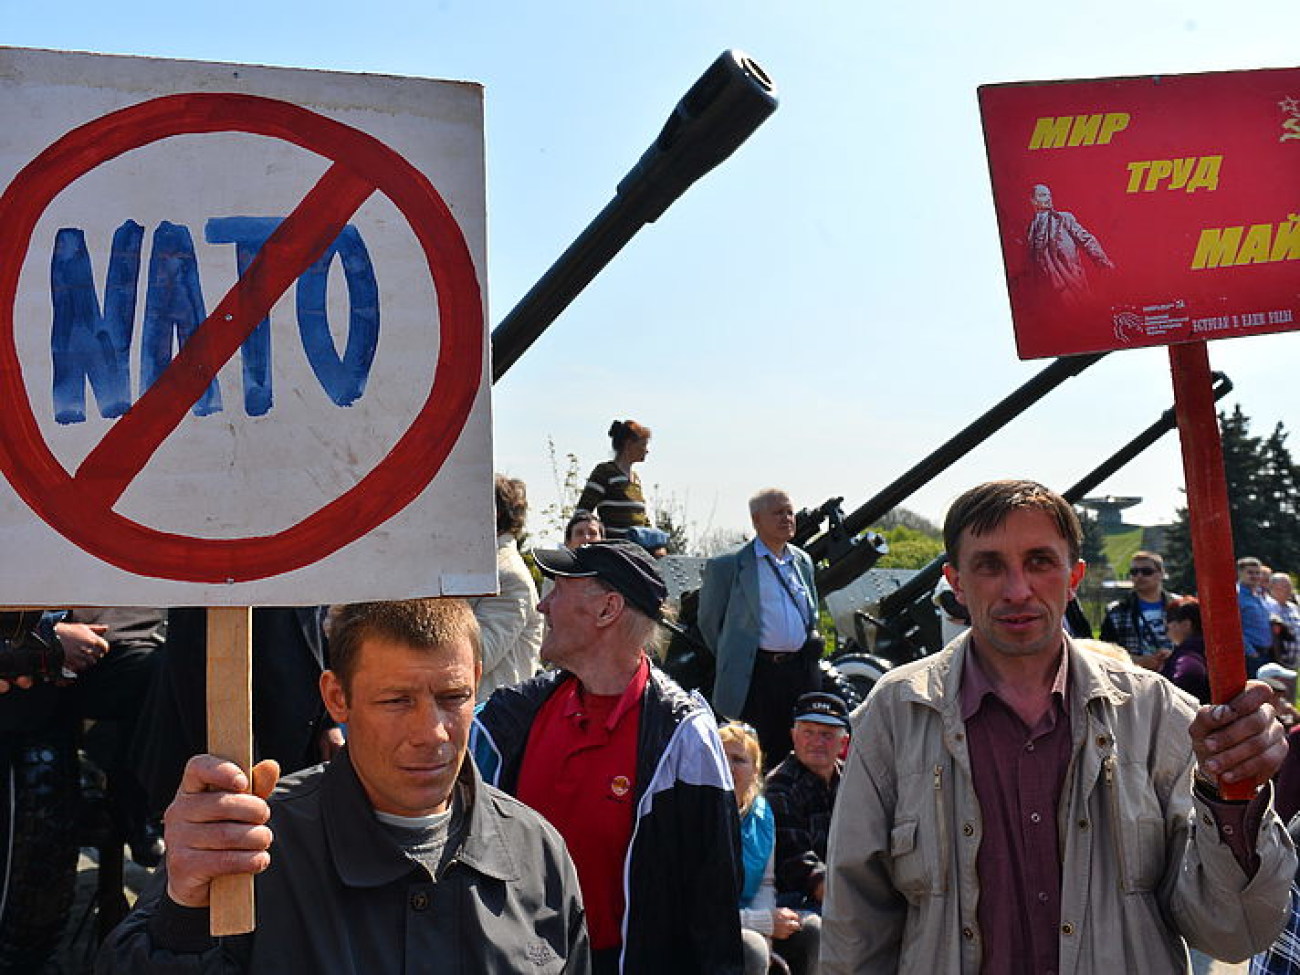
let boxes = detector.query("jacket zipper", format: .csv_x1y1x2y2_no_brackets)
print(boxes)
934,763,950,891
1103,754,1128,889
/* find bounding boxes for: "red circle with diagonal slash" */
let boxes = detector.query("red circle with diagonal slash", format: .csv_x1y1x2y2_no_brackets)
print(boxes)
0,93,482,583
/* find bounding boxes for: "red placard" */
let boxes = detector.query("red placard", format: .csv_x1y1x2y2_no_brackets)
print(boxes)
980,68,1300,359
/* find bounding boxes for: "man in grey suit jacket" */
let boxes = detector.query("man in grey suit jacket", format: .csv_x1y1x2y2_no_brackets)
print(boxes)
698,488,819,764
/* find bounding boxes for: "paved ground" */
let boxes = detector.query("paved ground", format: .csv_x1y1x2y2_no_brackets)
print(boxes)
50,849,152,974
1195,953,1249,974
1196,953,1249,974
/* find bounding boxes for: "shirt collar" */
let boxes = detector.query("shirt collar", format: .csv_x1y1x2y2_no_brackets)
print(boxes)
959,637,1069,722
563,655,649,733
754,537,791,564
322,745,519,887
788,753,842,789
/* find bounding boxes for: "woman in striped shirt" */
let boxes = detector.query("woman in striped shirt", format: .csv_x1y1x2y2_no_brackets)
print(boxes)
575,419,652,539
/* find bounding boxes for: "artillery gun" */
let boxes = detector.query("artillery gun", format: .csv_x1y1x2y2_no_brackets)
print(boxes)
819,370,1235,699
658,358,1233,707
658,351,1106,702
491,50,777,377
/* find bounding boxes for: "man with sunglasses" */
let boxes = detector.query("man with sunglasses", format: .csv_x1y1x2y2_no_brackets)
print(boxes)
1100,550,1178,668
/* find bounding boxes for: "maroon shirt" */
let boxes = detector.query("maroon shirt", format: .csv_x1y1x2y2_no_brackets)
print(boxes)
962,644,1072,975
1274,724,1300,824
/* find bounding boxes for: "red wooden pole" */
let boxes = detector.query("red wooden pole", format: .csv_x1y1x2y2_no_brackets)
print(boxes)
1168,341,1253,799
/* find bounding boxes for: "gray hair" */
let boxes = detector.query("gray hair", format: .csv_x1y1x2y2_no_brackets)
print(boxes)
748,488,791,518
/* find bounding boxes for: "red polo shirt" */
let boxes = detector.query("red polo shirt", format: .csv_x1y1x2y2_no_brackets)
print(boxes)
516,658,647,951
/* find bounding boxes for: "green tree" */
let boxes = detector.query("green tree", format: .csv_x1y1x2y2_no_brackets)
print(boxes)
874,525,945,569
1164,406,1300,592
651,503,691,555
875,508,942,536
1260,422,1300,559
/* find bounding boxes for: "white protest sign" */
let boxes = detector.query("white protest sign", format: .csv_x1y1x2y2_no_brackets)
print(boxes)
0,48,495,605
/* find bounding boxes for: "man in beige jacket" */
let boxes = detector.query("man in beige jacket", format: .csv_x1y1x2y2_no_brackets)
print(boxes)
822,479,1295,973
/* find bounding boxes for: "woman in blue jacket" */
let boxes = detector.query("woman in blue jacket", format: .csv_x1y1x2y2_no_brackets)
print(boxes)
721,721,820,975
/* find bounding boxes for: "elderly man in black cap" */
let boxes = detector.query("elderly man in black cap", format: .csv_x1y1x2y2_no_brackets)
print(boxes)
765,691,849,919
471,539,744,975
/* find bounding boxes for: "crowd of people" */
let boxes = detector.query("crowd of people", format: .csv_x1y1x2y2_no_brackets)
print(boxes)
1,429,1298,973
1097,548,1300,704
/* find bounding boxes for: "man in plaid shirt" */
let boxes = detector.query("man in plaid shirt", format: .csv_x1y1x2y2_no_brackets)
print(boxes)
1254,817,1300,974
1100,550,1178,667
765,692,849,913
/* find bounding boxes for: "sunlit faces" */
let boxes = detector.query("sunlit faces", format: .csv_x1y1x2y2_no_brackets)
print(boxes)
537,575,616,670
943,509,1086,662
1165,615,1190,647
791,720,846,779
566,520,603,548
723,740,757,803
1128,557,1164,600
320,635,479,817
751,494,796,549
1271,575,1296,604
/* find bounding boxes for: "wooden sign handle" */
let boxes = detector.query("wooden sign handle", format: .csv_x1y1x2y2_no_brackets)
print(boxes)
1169,342,1254,801
206,606,255,935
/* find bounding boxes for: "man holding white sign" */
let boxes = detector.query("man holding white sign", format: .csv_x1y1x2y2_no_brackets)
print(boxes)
98,599,589,973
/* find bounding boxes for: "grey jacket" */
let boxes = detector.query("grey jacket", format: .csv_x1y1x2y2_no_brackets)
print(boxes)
96,748,589,974
822,633,1295,974
697,540,817,717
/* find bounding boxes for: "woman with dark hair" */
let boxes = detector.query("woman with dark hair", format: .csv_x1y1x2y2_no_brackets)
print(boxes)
471,475,544,701
574,419,653,540
1161,596,1211,704
563,510,604,549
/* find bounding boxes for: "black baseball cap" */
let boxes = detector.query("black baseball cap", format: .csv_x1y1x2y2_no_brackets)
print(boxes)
793,691,850,729
533,539,667,620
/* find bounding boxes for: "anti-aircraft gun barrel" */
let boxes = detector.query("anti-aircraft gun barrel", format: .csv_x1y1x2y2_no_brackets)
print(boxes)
491,50,778,381
799,352,1107,556
799,352,1108,592
1057,373,1231,501
871,370,1235,653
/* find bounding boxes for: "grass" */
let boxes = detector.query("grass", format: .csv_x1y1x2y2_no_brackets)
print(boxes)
1074,525,1146,633
1101,526,1145,581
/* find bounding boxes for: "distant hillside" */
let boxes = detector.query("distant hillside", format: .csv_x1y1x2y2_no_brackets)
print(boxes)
1102,526,1144,580
1097,523,1171,579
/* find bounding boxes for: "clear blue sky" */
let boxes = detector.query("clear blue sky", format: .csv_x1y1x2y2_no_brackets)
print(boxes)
7,0,1300,549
